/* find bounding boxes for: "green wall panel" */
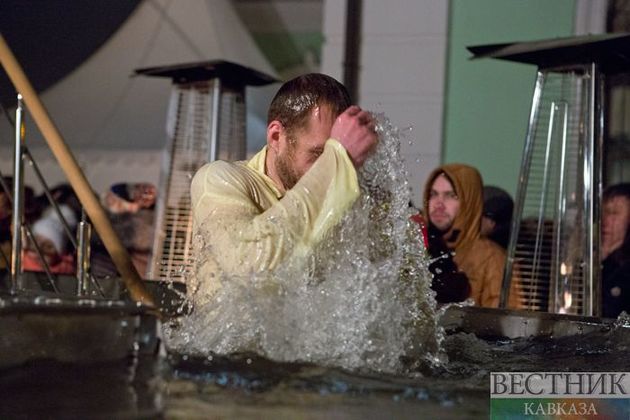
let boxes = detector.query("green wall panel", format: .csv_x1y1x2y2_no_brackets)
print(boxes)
443,0,576,196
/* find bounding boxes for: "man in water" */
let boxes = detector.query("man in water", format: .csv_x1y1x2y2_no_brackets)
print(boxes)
601,183,630,318
190,74,377,300
423,164,520,308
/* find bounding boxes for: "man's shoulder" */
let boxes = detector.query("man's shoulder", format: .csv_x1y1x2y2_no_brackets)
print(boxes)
191,160,256,196
193,160,253,184
480,237,505,253
195,159,249,176
469,237,506,261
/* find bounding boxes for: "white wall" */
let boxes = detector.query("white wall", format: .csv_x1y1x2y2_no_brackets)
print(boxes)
574,0,607,35
321,0,448,206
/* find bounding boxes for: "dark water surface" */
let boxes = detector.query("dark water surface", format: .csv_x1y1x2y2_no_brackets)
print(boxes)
3,323,628,419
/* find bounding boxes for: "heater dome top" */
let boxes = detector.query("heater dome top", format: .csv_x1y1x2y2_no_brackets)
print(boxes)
468,33,630,73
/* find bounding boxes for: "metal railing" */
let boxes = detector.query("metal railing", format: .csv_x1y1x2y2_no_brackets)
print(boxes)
0,96,105,298
0,34,154,305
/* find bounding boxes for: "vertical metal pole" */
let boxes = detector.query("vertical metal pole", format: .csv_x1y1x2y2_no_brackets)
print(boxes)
10,94,24,291
593,65,604,318
584,63,602,317
534,102,558,310
553,101,569,314
76,210,91,296
209,78,221,163
343,0,362,103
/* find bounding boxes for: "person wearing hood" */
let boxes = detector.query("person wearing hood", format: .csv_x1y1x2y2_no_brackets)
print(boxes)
423,164,520,308
190,74,378,303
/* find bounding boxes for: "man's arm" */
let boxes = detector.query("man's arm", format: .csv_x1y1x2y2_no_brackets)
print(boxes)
191,139,359,277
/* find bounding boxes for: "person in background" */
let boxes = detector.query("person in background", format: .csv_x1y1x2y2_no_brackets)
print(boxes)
409,201,428,248
39,183,82,223
423,164,520,308
409,199,470,303
92,182,157,278
103,182,157,214
601,183,630,318
0,177,39,271
0,179,12,271
481,186,514,250
22,203,77,274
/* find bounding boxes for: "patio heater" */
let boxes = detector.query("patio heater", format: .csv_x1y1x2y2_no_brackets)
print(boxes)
469,34,630,316
136,61,276,282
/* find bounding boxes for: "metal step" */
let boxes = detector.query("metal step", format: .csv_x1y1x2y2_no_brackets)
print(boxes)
439,305,623,339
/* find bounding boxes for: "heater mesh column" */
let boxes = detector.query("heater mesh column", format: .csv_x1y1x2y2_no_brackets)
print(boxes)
506,67,594,314
150,81,246,282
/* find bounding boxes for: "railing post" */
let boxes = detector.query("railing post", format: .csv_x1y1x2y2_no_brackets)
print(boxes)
10,94,25,292
76,211,91,296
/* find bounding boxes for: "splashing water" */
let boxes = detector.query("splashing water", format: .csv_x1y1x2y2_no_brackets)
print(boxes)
164,114,443,373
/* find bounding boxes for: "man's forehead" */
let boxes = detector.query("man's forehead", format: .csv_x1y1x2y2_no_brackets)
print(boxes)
432,173,455,190
295,104,335,142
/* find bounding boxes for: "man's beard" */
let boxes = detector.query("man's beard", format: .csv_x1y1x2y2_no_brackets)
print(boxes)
428,211,453,233
275,146,301,191
428,215,459,244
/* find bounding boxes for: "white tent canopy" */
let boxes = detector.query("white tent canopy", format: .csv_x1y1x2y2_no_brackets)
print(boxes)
0,0,278,194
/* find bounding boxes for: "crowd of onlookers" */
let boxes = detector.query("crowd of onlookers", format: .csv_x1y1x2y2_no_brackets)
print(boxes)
0,177,156,279
411,166,630,318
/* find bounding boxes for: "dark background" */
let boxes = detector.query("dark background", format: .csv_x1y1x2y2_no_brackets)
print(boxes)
0,0,140,107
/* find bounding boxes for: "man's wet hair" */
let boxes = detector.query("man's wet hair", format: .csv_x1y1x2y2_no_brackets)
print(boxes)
267,73,351,140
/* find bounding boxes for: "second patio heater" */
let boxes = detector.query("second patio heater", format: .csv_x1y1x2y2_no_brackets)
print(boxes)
136,61,276,282
469,34,630,316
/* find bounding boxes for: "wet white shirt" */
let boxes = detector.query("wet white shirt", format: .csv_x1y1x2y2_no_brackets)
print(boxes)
190,138,359,300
